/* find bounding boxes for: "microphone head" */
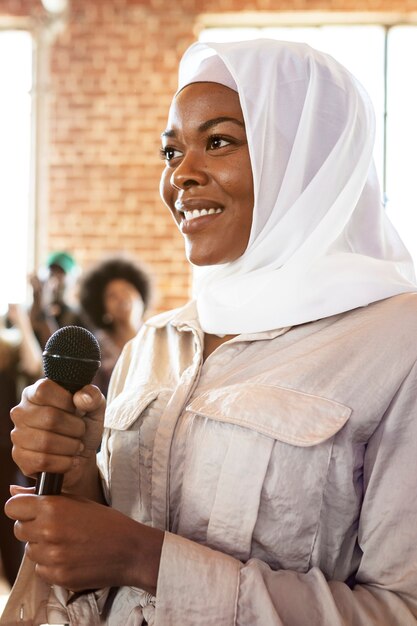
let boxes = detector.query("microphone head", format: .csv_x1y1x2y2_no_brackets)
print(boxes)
42,325,101,393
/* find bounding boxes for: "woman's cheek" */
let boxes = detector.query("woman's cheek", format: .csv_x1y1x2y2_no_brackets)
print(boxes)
159,169,173,209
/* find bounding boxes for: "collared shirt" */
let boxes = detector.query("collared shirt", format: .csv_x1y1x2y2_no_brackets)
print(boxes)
102,293,417,625
3,294,417,625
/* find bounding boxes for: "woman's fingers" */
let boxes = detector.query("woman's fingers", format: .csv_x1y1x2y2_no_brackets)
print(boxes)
9,378,106,491
10,379,88,478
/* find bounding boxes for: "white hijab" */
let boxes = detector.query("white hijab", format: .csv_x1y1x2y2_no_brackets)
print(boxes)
177,39,416,334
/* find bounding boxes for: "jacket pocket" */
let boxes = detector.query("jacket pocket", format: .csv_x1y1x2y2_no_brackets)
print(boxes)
187,383,351,446
104,385,163,431
100,386,172,523
176,383,351,566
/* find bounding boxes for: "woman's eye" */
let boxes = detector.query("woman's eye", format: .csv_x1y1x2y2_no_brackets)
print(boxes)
208,136,231,150
160,146,182,161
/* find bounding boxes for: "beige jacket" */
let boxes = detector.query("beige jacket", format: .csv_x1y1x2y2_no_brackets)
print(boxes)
2,294,417,625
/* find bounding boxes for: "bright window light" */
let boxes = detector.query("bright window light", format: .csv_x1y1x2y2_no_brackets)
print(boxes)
200,24,417,264
385,26,417,264
0,30,33,313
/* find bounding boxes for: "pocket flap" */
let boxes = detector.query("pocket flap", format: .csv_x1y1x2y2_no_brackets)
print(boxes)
186,383,351,446
105,386,161,430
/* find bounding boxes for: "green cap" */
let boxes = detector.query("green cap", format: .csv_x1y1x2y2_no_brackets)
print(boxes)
46,251,76,273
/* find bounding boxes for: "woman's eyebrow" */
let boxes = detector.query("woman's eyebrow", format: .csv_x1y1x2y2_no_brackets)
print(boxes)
198,116,245,132
161,116,244,139
161,129,176,139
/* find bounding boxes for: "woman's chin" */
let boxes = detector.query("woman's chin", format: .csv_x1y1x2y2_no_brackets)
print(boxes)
186,246,233,267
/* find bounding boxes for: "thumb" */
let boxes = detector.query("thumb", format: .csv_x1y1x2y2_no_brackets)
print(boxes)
10,485,36,497
73,384,105,417
73,384,106,452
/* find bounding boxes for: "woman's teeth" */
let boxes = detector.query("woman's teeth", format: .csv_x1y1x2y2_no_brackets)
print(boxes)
184,208,222,221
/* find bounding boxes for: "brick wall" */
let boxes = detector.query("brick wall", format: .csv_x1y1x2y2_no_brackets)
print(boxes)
1,0,417,314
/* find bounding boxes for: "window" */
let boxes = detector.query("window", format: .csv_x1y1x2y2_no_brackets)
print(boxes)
0,29,33,313
199,20,417,264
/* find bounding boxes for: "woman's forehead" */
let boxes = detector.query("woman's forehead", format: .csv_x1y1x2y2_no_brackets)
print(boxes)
166,82,244,129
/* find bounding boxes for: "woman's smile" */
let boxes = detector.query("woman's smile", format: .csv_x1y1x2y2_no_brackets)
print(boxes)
175,198,224,233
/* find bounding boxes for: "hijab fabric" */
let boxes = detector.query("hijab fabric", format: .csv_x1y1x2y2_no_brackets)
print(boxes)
178,39,416,334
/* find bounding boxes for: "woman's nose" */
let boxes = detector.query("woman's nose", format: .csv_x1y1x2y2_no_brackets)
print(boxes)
170,150,209,190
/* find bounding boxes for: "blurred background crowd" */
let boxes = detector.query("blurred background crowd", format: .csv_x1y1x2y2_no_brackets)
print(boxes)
0,250,154,590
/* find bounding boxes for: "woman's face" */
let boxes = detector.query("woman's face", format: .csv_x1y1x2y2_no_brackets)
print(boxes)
103,278,144,326
160,82,254,266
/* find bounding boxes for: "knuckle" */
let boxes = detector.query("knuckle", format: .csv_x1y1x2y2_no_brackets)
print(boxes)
13,520,25,542
70,416,86,439
10,404,23,427
35,450,55,472
48,545,64,565
36,433,50,456
10,427,18,445
39,524,56,543
10,446,22,468
51,566,69,587
11,447,31,476
25,542,34,560
40,406,61,430
31,379,50,404
35,564,55,586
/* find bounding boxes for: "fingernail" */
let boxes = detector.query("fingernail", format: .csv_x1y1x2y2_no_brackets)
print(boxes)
81,392,92,405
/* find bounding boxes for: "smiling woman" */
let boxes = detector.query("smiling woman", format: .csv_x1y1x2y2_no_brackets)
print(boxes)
3,39,417,626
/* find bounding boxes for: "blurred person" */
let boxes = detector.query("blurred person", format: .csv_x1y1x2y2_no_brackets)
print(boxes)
29,251,84,349
79,257,153,396
7,304,42,380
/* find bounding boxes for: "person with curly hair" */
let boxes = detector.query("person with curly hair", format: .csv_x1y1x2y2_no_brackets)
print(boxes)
79,256,153,396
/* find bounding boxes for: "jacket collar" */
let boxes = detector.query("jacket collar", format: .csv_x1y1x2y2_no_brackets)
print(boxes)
145,300,292,342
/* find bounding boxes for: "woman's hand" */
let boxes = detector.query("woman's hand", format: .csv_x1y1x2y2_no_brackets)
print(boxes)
10,378,106,497
5,489,163,594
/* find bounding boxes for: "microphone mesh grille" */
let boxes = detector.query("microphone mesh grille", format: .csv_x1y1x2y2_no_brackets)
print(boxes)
43,326,101,393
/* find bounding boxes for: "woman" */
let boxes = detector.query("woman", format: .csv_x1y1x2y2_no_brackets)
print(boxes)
79,257,152,396
3,39,417,625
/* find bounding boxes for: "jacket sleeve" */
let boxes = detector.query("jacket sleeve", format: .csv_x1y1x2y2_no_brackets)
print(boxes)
154,360,417,626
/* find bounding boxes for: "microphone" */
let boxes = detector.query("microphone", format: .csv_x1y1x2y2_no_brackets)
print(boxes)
35,325,101,496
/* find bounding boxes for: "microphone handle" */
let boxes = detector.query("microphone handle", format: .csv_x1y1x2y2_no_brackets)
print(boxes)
35,374,80,496
35,375,71,496
36,471,64,495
